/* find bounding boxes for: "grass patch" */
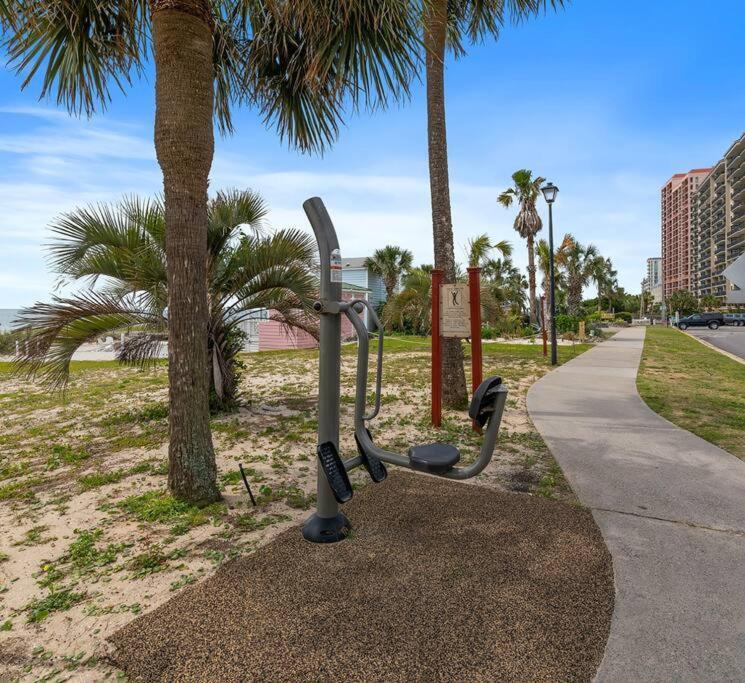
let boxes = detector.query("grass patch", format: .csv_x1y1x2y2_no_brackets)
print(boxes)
79,469,125,490
637,327,745,459
25,588,86,623
233,512,291,531
115,491,226,535
46,443,90,470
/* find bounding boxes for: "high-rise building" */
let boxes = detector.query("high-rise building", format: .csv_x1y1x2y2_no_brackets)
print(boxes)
692,132,745,305
644,257,663,303
661,169,711,299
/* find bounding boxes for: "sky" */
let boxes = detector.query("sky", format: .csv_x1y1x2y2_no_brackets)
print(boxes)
1,0,744,308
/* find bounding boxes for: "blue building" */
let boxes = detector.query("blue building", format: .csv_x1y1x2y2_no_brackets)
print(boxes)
341,257,387,328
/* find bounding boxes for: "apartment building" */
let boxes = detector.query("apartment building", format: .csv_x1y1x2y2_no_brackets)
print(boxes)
692,132,745,304
660,169,710,299
643,257,663,303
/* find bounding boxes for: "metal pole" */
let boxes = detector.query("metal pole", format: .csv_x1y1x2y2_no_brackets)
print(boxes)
541,295,548,357
467,267,483,432
431,269,443,427
548,203,558,366
301,198,349,543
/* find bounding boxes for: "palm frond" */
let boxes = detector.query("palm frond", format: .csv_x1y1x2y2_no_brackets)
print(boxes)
4,0,148,116
240,0,421,153
14,291,161,388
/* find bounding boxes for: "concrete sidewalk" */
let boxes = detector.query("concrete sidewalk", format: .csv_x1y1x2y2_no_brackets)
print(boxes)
527,327,745,681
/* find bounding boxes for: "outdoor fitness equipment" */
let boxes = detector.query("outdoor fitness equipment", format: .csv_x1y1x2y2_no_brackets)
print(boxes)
302,197,509,543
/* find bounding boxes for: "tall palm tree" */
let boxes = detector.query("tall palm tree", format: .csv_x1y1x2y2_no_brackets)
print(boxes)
556,234,600,316
466,234,512,268
364,246,413,301
592,257,618,312
497,169,547,325
2,1,420,504
15,189,317,413
423,1,564,408
535,237,568,328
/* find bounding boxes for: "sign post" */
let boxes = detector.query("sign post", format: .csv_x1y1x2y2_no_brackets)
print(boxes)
431,271,483,430
431,269,443,427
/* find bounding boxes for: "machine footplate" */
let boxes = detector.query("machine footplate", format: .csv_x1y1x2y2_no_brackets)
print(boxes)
317,442,353,504
355,430,387,483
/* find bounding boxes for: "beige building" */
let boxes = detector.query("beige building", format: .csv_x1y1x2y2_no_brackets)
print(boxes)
644,257,663,303
693,132,745,304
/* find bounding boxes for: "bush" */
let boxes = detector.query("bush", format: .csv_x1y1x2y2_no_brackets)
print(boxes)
0,330,25,355
555,314,579,334
615,311,632,323
586,311,603,322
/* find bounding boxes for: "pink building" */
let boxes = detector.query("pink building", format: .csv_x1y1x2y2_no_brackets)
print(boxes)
661,169,710,299
251,283,370,352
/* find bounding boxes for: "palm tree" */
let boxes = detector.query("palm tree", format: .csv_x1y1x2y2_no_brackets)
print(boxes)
466,234,512,268
364,246,413,301
15,189,317,415
497,169,547,325
3,1,420,504
592,257,618,312
422,1,565,408
383,267,432,336
556,234,600,316
535,237,568,328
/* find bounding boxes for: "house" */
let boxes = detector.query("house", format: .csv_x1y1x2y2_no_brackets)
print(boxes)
238,282,371,352
341,257,387,329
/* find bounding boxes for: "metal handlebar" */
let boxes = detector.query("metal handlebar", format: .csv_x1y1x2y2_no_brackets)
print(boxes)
344,298,384,421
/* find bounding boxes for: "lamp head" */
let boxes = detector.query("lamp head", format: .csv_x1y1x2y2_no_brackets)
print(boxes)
541,182,559,204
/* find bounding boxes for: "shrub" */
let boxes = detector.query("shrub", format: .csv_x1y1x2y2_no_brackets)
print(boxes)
615,311,632,323
555,314,579,334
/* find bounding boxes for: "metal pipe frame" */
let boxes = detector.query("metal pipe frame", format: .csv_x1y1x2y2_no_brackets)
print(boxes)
302,195,508,544
343,304,507,480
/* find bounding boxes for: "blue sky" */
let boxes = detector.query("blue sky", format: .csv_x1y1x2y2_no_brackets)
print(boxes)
1,0,744,308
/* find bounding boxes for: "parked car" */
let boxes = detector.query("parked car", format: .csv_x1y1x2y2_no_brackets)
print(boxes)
723,313,745,327
677,312,724,330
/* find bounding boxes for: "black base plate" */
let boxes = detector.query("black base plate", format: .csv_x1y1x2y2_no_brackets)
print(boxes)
302,512,352,544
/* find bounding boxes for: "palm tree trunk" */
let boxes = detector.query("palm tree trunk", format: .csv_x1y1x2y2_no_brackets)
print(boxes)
527,234,537,325
568,283,582,317
424,0,468,409
152,0,220,505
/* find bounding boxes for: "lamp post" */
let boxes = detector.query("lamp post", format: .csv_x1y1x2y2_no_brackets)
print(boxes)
540,182,559,365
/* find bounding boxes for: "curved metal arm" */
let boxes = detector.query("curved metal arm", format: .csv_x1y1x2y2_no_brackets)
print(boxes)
344,298,384,421
344,304,508,479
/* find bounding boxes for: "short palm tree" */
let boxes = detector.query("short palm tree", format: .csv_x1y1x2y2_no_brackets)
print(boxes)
364,246,413,301
383,267,432,335
15,189,317,412
556,234,600,316
498,169,546,325
2,0,420,505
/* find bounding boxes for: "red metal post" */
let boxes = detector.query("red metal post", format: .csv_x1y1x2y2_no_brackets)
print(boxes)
541,295,548,357
467,267,483,432
431,269,443,427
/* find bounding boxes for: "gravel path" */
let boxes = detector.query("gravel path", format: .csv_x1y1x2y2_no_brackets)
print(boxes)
109,472,613,682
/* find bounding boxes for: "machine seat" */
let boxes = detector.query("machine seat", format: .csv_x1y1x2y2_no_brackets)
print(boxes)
408,443,460,474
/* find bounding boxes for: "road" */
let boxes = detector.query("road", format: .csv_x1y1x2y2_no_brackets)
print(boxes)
686,325,745,361
527,328,745,681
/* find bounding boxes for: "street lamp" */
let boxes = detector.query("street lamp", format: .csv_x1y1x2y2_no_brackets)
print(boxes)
540,182,559,365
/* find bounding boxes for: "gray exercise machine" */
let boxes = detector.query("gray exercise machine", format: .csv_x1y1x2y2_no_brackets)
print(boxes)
302,197,509,543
